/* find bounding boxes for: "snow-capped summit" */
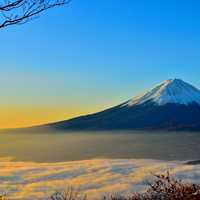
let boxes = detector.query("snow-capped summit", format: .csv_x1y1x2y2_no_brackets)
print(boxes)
38,78,200,131
125,79,200,107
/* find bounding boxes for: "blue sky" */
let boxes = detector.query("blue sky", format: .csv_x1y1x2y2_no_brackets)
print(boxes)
1,0,200,127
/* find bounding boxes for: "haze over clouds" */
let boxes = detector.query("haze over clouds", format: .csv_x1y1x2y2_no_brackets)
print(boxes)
0,159,200,200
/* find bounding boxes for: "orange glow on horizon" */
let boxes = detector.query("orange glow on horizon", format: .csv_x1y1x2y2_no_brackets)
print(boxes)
0,105,102,129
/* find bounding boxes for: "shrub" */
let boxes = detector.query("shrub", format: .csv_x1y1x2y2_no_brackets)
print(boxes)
108,172,200,200
50,187,87,200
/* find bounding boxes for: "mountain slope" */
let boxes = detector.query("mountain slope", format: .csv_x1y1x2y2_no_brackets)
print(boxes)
46,79,200,131
124,79,200,106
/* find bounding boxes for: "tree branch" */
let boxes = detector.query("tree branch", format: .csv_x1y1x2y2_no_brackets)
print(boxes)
0,0,71,29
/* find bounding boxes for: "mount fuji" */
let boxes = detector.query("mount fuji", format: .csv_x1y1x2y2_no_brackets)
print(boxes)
46,79,200,131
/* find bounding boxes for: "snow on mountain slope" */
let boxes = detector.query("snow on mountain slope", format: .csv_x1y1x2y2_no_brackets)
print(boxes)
124,79,200,107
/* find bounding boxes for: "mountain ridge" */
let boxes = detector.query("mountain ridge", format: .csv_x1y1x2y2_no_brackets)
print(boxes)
123,79,200,107
38,79,200,131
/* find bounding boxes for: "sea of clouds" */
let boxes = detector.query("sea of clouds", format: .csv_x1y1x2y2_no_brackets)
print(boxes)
0,158,200,200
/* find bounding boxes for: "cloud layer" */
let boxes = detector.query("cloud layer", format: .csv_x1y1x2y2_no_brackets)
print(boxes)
0,159,200,200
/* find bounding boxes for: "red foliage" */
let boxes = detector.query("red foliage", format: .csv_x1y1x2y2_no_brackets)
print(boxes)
109,172,200,200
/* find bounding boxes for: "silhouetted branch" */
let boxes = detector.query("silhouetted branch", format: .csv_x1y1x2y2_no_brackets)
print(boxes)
0,0,71,29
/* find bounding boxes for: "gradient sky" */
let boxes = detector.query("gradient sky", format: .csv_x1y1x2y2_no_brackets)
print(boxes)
1,0,200,128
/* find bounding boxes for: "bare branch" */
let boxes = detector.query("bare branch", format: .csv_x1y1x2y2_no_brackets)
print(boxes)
0,0,71,29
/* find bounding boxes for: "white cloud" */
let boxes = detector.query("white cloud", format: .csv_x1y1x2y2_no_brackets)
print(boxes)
0,159,200,200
